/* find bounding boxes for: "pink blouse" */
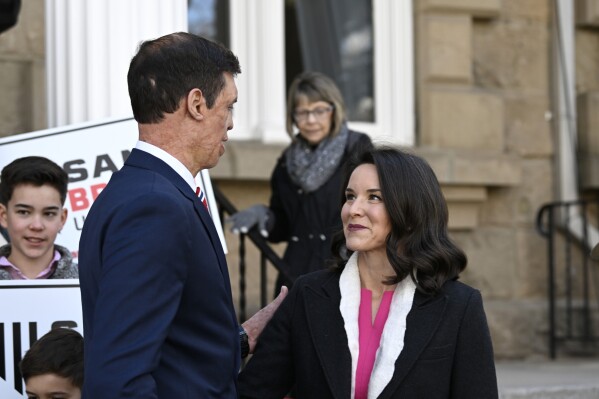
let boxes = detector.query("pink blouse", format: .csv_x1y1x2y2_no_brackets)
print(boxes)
355,288,394,399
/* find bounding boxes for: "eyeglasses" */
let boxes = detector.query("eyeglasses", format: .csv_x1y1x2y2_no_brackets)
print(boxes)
293,105,334,122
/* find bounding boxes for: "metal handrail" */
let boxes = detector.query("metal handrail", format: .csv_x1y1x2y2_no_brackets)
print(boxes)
535,198,599,358
213,184,293,322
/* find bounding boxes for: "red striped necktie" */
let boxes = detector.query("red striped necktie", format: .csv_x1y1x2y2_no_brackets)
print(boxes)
195,186,209,211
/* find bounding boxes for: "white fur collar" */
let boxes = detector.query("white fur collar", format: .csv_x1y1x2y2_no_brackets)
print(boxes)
339,252,416,399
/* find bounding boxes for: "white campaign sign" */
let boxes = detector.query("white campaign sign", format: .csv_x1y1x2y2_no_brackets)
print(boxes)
0,117,227,260
0,280,82,398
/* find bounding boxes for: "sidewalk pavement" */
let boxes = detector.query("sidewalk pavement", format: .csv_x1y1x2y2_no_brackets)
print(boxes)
496,358,599,399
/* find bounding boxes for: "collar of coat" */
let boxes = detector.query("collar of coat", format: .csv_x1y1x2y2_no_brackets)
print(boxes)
339,252,416,399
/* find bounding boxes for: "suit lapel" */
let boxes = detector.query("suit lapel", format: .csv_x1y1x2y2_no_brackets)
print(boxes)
190,193,230,281
378,291,447,398
303,274,352,399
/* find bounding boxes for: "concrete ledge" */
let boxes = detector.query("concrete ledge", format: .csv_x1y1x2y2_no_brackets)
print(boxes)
500,385,599,399
419,0,501,19
211,140,286,180
213,141,522,187
417,147,521,186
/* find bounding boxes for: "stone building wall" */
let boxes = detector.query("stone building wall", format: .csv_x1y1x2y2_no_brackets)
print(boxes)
415,0,554,358
577,0,599,193
0,0,46,137
410,0,598,358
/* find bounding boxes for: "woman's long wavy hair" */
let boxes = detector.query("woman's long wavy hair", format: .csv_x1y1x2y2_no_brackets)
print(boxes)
330,146,467,296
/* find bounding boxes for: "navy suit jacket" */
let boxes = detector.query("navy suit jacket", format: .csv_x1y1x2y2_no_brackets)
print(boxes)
79,149,240,398
238,270,498,398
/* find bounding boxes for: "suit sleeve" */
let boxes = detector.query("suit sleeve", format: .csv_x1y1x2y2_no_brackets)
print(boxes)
83,192,192,398
237,278,300,398
450,290,499,399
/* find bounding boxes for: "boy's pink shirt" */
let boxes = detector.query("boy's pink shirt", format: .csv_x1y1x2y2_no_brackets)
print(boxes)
0,249,61,279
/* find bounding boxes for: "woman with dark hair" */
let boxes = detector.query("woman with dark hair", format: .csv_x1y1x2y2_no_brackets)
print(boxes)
228,71,372,291
238,146,498,399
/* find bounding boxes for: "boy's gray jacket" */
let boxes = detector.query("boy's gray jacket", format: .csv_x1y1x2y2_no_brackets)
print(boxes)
0,244,79,279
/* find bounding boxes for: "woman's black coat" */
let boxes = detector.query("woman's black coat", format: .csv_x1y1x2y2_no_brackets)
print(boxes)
267,130,372,288
238,270,499,399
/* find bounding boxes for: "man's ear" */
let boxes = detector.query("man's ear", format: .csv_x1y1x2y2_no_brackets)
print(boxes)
187,88,205,121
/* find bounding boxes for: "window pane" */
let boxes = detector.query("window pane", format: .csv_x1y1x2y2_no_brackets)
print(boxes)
285,0,374,122
188,0,230,47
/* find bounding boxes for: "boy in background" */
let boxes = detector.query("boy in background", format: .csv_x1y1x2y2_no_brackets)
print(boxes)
20,327,83,399
0,156,78,279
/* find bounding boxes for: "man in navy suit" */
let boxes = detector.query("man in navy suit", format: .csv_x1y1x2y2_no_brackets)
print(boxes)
79,32,287,398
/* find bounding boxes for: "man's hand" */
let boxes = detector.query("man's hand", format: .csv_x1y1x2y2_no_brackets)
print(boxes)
241,286,289,353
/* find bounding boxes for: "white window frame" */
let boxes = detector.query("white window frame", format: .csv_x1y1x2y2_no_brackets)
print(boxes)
228,0,414,145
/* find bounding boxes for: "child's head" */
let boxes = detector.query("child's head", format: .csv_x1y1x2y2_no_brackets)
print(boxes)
0,156,68,206
20,327,83,399
0,156,68,266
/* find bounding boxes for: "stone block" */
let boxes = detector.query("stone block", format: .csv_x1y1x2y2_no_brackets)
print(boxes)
579,153,599,189
0,0,45,56
577,91,599,154
422,88,504,150
578,91,599,189
31,59,47,131
417,148,521,186
443,186,487,229
0,59,32,136
419,0,501,18
513,229,548,298
453,154,521,185
505,95,553,157
420,15,472,83
480,159,551,226
453,227,519,298
472,18,549,91
502,0,550,21
447,202,480,229
515,159,553,220
484,298,548,359
442,185,487,201
576,0,599,27
576,30,599,95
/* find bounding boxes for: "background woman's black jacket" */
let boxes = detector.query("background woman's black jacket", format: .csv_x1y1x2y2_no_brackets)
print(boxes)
268,130,372,288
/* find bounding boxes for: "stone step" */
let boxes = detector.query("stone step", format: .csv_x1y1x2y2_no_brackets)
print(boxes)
500,385,599,399
497,359,599,399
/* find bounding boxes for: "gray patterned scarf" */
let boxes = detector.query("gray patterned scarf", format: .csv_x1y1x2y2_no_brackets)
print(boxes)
286,124,349,193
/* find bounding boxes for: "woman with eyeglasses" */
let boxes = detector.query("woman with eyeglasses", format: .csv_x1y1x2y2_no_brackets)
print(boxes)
228,71,372,292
